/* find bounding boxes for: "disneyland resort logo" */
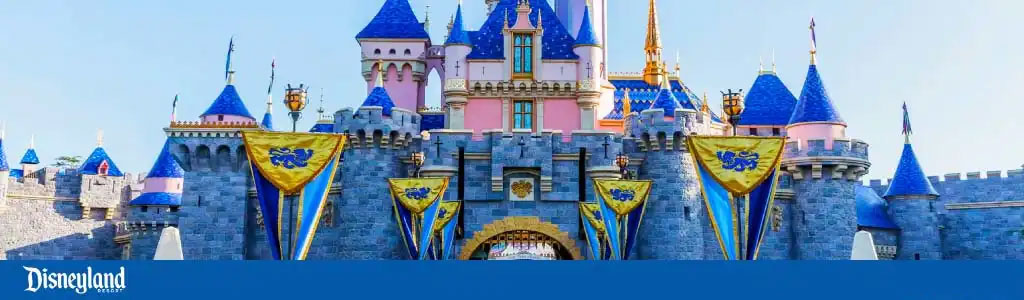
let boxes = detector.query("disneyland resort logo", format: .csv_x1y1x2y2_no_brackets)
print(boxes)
23,266,126,294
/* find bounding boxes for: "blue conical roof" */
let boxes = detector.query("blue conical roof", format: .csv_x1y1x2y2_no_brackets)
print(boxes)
648,85,681,113
20,148,39,165
884,143,938,197
361,87,396,116
789,65,844,125
147,140,184,178
356,0,430,40
738,73,798,126
0,138,9,171
261,112,273,130
201,85,255,120
574,7,600,47
856,185,899,229
467,0,578,60
130,193,183,206
80,147,123,176
445,4,472,45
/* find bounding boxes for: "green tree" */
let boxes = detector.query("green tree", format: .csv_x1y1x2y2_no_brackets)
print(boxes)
52,156,83,169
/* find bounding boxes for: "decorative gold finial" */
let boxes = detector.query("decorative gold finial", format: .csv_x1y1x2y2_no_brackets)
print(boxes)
375,60,385,87
809,17,818,65
622,88,632,116
771,48,777,72
642,0,667,86
96,129,103,147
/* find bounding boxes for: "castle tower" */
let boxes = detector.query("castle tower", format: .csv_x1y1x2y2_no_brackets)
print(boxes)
162,39,258,260
20,135,40,176
883,104,941,260
357,0,431,112
334,63,422,259
127,140,185,260
573,4,602,130
631,84,704,259
781,19,870,259
443,1,472,129
734,61,798,137
79,131,124,177
555,0,607,44
642,0,668,86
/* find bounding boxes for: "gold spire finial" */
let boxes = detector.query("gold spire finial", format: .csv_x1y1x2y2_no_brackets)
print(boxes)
375,60,385,88
622,88,632,117
701,91,710,113
642,0,667,86
771,48,777,72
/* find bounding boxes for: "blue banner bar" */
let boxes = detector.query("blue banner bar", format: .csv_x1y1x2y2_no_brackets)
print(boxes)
1,261,1023,299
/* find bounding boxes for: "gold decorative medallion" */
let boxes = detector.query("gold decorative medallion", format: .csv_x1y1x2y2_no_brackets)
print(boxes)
511,180,533,199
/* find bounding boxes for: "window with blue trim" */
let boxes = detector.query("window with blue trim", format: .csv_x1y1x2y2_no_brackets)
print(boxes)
513,33,533,77
513,100,534,130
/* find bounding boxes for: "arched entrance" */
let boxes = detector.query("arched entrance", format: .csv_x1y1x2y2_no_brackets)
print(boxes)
458,217,583,260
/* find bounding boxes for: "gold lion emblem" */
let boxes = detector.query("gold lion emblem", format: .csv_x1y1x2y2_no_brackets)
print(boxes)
511,180,533,199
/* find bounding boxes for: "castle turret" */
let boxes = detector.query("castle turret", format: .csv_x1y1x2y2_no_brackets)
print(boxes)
20,135,40,176
883,104,941,260
630,96,704,259
335,68,423,259
127,140,185,260
781,19,870,259
357,0,431,112
574,5,602,130
444,1,472,129
735,64,797,137
79,131,124,177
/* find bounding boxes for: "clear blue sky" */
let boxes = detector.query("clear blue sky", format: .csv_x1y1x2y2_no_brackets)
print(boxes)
0,0,1021,181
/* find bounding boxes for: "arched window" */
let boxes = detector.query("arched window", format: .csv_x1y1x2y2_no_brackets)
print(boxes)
513,33,533,78
373,49,381,55
389,49,397,55
97,161,109,176
218,115,224,121
404,49,412,56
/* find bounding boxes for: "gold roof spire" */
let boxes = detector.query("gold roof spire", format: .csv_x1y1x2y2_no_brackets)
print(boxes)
642,0,667,86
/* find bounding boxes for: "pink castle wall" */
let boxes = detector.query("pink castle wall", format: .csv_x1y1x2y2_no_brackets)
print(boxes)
368,63,421,112
465,98,503,139
543,99,581,141
143,177,184,194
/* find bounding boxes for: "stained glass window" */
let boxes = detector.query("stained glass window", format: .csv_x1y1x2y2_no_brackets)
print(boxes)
513,100,533,130
513,33,533,76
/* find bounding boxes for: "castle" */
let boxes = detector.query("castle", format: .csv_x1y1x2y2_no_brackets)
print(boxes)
1,0,1021,260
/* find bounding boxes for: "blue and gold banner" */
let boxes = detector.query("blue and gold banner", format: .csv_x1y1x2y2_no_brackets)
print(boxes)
593,179,652,260
388,178,450,260
578,202,606,260
687,136,784,260
433,201,461,260
243,131,347,260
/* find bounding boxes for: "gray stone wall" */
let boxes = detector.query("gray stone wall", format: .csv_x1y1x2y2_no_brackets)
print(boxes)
0,198,118,260
888,197,942,260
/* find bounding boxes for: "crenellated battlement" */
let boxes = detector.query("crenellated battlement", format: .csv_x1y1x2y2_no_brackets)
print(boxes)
336,107,422,150
868,167,1024,188
626,109,697,152
784,138,869,160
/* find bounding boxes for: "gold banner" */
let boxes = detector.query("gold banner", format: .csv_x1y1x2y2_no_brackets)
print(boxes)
242,131,347,194
593,179,653,217
388,178,450,214
433,201,461,231
686,136,785,195
579,202,606,233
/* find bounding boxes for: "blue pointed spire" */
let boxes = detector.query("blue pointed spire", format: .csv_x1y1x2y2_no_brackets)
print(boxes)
445,3,472,45
884,143,938,197
147,140,184,179
20,149,39,165
574,5,601,47
0,136,9,172
356,0,430,40
788,65,844,125
262,111,273,129
738,72,798,126
648,77,681,114
362,63,396,116
201,85,256,120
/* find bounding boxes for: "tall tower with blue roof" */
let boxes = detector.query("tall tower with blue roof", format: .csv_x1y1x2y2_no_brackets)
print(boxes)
79,131,124,176
734,62,798,136
574,4,604,130
444,1,472,129
127,140,186,259
201,38,256,124
780,19,870,259
356,0,431,112
884,104,941,260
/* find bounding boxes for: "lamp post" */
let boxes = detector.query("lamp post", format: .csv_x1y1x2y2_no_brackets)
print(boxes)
615,152,631,180
411,152,425,178
721,89,745,136
284,84,309,132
